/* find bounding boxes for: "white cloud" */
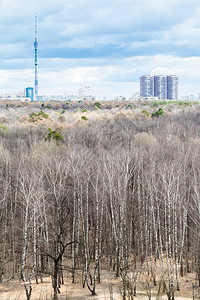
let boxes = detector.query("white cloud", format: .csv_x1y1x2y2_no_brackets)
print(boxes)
1,54,200,97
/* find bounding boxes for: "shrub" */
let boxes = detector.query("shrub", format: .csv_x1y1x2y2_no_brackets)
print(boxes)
45,128,64,143
0,123,8,130
30,112,39,117
40,110,49,118
81,108,88,113
151,101,168,107
30,110,49,119
94,102,101,109
152,108,165,117
142,110,150,117
81,116,88,121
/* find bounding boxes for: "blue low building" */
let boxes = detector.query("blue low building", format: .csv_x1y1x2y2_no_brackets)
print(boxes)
26,87,34,102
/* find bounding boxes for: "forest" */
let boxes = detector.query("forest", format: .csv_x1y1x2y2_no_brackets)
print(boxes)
0,100,200,300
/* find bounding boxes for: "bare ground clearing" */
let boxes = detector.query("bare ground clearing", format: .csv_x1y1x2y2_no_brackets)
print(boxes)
0,268,196,300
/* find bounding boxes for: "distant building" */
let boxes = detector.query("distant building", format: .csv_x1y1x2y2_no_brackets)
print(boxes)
140,75,154,97
37,95,49,102
78,86,97,101
140,75,178,100
167,75,178,100
79,86,91,100
16,90,26,98
114,95,128,101
142,96,159,101
25,87,34,102
154,75,167,100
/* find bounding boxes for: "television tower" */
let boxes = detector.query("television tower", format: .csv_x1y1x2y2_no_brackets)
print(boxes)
34,13,38,100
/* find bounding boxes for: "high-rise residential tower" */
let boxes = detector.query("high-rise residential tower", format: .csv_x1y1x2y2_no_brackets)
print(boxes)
154,75,167,100
167,75,178,100
140,75,178,100
140,75,154,97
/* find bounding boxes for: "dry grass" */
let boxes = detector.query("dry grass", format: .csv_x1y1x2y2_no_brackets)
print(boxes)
0,267,196,300
0,272,122,300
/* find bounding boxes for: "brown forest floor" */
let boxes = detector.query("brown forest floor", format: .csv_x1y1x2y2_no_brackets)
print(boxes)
0,268,197,300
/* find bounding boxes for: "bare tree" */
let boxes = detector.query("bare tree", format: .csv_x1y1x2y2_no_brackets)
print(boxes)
18,155,42,300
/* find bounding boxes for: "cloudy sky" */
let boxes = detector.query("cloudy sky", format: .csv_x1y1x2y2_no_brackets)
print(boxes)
0,0,200,98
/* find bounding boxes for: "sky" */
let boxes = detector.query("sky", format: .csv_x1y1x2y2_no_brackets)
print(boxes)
0,0,200,98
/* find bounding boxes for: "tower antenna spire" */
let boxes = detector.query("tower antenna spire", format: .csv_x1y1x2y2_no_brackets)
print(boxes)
34,13,38,100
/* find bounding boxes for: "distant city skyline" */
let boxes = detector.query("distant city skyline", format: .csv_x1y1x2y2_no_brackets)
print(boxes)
0,0,200,98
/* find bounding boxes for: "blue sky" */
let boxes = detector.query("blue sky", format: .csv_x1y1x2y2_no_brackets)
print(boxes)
0,0,200,98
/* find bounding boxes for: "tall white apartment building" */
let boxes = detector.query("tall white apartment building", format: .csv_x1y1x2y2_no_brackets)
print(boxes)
167,75,178,100
154,75,167,100
140,75,154,97
140,75,178,100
